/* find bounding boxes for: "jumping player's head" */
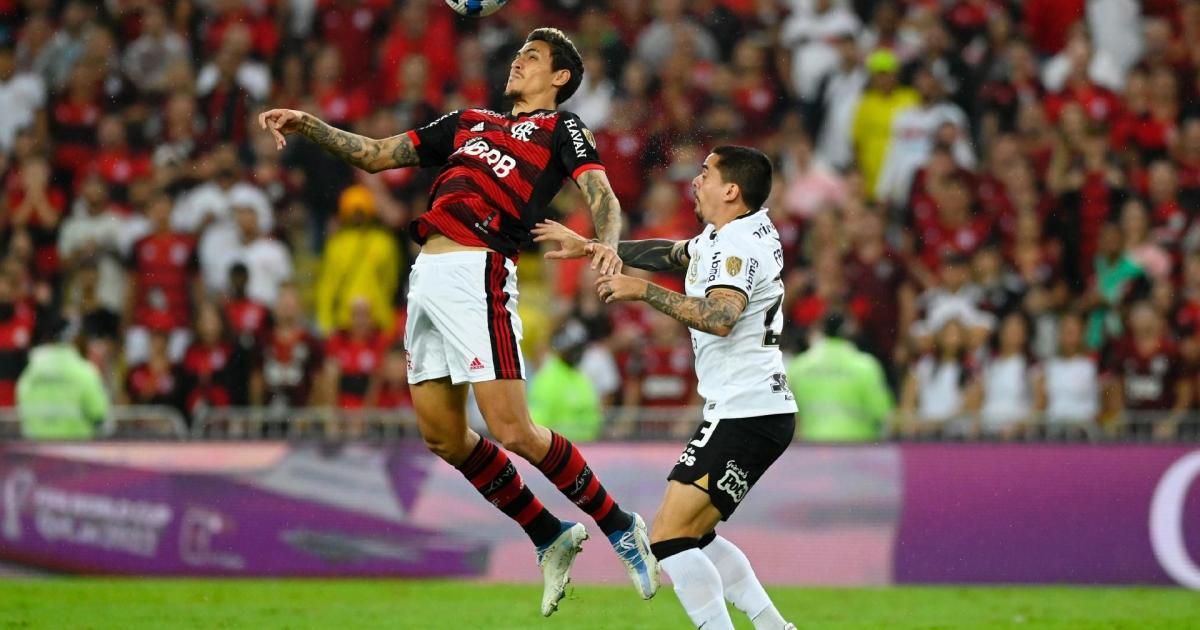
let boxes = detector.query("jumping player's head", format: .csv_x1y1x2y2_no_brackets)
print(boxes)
691,145,773,224
506,28,584,108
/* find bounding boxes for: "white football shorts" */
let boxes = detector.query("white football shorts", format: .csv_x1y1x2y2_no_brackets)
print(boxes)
405,250,525,384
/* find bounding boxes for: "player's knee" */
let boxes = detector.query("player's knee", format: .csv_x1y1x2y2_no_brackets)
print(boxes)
422,432,471,464
493,426,541,460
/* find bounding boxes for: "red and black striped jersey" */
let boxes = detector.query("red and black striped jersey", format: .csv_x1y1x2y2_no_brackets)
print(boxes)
406,108,605,257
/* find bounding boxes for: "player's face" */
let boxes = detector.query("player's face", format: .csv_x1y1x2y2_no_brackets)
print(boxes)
690,153,729,223
505,41,564,103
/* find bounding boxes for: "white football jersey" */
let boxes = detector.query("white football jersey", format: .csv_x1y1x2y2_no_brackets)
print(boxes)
684,210,798,420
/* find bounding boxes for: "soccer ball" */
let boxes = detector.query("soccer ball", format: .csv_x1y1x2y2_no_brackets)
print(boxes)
445,0,509,18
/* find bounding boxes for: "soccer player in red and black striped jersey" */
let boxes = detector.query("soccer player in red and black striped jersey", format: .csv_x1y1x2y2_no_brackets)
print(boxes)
258,28,657,615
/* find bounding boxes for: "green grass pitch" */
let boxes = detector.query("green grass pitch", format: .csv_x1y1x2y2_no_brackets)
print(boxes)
1,580,1197,629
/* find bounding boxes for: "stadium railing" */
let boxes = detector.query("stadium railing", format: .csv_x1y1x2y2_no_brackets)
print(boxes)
0,405,188,440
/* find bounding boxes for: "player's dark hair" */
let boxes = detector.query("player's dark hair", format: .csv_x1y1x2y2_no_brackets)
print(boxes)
525,28,584,104
711,145,773,212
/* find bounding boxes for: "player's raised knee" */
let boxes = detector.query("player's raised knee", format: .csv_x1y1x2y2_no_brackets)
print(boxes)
422,432,473,464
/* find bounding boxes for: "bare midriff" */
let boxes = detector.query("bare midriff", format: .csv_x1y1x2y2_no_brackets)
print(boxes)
421,233,491,254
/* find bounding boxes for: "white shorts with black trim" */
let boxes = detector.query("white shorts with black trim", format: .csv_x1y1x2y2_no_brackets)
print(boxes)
405,250,526,384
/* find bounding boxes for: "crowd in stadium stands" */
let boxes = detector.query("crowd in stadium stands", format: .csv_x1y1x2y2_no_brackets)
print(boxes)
4,0,1200,441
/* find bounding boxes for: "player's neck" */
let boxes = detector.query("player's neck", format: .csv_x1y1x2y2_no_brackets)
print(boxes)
710,205,754,232
509,93,557,116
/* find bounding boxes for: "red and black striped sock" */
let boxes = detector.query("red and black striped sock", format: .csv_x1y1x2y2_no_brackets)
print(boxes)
536,431,634,536
457,437,562,547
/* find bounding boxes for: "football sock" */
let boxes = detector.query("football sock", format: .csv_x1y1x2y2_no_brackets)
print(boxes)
457,437,561,547
536,431,633,536
701,534,790,630
653,538,734,630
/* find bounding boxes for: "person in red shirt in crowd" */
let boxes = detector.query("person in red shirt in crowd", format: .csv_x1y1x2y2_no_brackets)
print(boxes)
198,38,258,150
49,64,101,179
913,172,992,273
615,309,701,439
844,210,916,372
203,0,279,59
592,102,648,208
5,156,65,281
1043,31,1123,125
260,283,324,410
730,37,781,138
370,342,413,411
223,262,269,342
93,114,151,210
122,329,186,412
1174,116,1200,191
181,302,242,417
1146,160,1189,248
319,0,389,89
0,271,34,407
1113,66,1179,164
323,297,387,410
1102,301,1193,441
126,191,198,365
629,179,694,293
309,45,371,127
377,0,456,103
788,246,849,344
1023,0,1085,56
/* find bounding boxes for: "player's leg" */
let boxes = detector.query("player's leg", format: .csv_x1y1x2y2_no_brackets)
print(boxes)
470,252,658,599
697,531,793,630
649,481,735,630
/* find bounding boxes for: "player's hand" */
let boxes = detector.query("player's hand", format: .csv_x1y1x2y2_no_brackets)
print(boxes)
258,109,307,150
585,242,623,275
595,272,646,304
532,220,589,259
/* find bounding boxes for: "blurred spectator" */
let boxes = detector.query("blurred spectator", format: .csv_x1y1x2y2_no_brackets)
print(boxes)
0,43,46,154
843,210,915,370
562,48,615,130
898,318,980,438
977,312,1037,439
202,199,292,308
787,312,892,442
812,29,866,170
633,0,718,72
529,319,603,442
260,285,324,410
370,342,412,411
615,309,701,437
57,172,129,313
315,185,400,335
7,156,65,281
1102,301,1193,440
181,302,244,416
780,128,848,220
912,252,994,352
1036,311,1100,430
323,298,386,410
17,316,109,440
122,329,186,410
780,0,860,106
0,272,34,408
876,63,974,208
126,191,197,364
852,49,919,201
223,263,269,343
122,4,188,95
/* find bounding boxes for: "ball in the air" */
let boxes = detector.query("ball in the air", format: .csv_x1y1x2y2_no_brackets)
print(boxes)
445,0,509,17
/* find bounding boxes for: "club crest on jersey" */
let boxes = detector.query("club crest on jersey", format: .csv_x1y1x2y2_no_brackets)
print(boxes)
511,120,537,142
717,460,750,504
687,258,699,285
725,256,742,276
582,128,596,149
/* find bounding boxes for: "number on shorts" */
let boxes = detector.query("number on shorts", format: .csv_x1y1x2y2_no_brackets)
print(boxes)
690,418,721,448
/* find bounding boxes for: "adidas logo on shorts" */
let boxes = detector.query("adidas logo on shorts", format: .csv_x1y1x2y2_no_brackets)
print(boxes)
469,357,486,371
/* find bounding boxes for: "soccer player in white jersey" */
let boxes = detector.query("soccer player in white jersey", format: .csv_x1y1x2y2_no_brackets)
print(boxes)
534,146,797,630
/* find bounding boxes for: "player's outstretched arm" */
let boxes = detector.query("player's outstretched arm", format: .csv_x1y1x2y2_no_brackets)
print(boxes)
596,273,747,337
532,220,689,272
575,169,623,274
258,109,419,173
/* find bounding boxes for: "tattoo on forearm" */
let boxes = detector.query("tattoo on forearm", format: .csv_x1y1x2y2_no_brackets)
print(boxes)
618,239,690,272
301,115,418,172
579,171,621,246
642,284,746,336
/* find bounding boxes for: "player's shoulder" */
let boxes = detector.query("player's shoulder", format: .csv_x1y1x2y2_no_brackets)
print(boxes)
722,212,779,250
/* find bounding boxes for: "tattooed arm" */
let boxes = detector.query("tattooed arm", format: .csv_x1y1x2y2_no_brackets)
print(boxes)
617,239,690,272
596,273,748,337
575,169,621,247
258,109,419,173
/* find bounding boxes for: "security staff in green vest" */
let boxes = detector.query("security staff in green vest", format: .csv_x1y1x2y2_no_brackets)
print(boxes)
786,312,893,442
17,318,110,440
528,319,603,442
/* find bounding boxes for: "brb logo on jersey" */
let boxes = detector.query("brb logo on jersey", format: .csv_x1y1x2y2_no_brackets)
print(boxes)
454,137,517,178
510,120,537,142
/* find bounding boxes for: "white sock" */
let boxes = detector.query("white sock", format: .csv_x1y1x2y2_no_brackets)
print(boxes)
659,548,735,630
702,535,790,630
